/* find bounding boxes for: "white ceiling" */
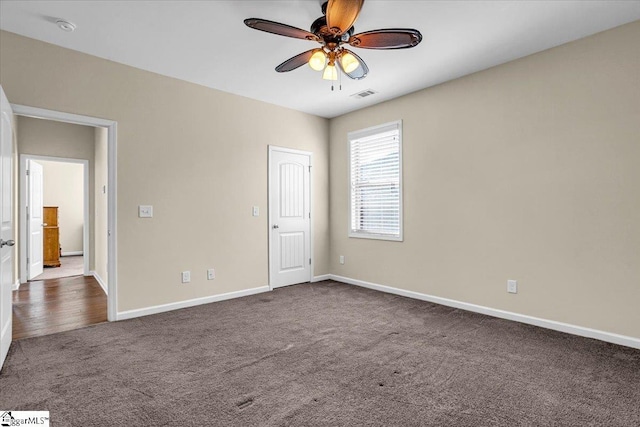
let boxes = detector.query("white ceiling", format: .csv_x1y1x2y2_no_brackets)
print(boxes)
1,1,639,118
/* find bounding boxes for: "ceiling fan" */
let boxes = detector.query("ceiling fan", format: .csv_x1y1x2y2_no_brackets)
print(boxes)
244,0,422,83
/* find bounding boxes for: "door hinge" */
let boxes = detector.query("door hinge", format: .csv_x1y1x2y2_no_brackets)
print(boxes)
309,212,311,219
309,258,311,265
308,166,311,172
26,169,30,176
27,257,29,264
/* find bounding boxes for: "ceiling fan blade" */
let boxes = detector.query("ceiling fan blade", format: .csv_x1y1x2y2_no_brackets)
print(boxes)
349,28,422,49
275,49,317,72
326,0,365,35
337,49,369,80
244,18,320,42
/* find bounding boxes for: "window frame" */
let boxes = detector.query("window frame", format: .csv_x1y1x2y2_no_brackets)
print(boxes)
348,120,403,242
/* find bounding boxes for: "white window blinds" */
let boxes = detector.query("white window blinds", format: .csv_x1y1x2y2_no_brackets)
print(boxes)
349,121,403,241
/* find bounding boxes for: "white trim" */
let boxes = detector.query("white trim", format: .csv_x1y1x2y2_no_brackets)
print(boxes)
20,155,90,278
329,274,640,350
268,145,313,157
312,274,330,282
116,286,270,321
309,153,314,284
107,122,117,321
12,105,115,128
90,270,108,295
12,104,118,322
12,280,20,291
61,251,83,257
267,145,314,290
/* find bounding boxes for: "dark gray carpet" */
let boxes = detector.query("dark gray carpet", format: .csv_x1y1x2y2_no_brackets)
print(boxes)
1,281,639,426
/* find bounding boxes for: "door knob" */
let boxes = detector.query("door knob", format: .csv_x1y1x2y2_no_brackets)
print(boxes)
0,239,15,248
273,224,279,229
42,223,48,227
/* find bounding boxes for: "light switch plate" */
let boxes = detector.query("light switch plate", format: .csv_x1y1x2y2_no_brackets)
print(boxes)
138,205,153,218
182,271,190,283
252,206,259,217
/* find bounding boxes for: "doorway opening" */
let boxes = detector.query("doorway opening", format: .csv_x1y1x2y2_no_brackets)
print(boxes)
21,156,89,282
11,105,118,326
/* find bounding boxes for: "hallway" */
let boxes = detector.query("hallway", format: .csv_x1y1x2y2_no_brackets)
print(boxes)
33,255,84,281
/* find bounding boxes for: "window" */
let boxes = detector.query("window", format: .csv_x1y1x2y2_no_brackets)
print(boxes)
349,120,403,241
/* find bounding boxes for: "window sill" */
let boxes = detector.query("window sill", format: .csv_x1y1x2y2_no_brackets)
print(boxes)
348,232,403,242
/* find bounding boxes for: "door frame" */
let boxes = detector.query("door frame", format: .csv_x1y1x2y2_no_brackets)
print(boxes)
1,86,15,371
20,155,90,280
267,145,313,290
12,104,118,322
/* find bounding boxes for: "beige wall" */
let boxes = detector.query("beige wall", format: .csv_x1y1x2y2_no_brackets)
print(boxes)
17,116,95,270
2,20,637,340
94,127,108,285
330,21,640,338
1,30,330,312
18,116,95,160
39,160,84,254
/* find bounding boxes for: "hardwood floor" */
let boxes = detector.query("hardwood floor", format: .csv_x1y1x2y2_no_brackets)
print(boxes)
12,275,107,340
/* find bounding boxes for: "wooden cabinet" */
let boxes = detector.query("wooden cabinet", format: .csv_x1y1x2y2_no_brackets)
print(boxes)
43,206,61,267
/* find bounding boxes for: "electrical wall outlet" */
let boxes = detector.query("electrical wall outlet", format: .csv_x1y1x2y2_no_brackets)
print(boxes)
507,279,517,294
181,271,191,283
339,255,345,265
207,268,215,280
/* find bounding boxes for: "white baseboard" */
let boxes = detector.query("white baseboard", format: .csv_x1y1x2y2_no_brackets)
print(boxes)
90,271,108,296
61,251,83,257
312,274,331,282
329,274,640,350
12,280,20,291
116,285,271,321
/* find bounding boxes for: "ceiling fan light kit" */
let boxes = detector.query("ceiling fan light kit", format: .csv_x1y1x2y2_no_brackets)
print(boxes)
244,0,422,86
308,49,327,71
323,63,338,81
340,52,359,73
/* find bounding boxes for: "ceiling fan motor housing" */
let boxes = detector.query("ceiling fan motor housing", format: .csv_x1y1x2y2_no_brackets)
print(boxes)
311,16,354,42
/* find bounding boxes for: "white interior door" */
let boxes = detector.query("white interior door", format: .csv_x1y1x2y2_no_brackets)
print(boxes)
27,159,44,279
269,147,311,288
1,85,15,370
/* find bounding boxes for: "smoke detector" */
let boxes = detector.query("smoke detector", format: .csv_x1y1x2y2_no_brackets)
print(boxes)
56,19,76,32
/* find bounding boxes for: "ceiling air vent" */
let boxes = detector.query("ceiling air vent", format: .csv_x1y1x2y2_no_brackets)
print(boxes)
351,89,377,99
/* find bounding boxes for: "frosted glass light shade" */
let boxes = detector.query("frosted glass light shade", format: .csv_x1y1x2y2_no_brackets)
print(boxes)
322,64,338,81
340,52,359,73
308,50,327,71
